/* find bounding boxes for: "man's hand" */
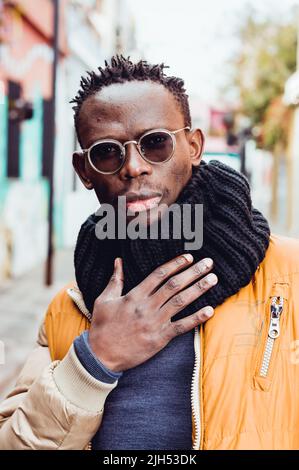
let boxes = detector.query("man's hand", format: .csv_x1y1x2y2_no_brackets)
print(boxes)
89,254,218,372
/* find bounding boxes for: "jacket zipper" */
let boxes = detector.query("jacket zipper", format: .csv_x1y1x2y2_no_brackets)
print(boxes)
67,286,202,451
259,296,284,378
191,325,201,450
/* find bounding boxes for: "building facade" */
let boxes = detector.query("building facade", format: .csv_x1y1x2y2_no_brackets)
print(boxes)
0,0,136,284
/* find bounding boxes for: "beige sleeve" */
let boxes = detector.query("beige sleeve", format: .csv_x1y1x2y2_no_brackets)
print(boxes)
0,322,118,450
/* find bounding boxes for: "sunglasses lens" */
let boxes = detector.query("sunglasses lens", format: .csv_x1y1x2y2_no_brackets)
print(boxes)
89,142,124,173
140,131,174,163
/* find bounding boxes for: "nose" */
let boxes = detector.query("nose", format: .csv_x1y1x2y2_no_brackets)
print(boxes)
118,142,153,180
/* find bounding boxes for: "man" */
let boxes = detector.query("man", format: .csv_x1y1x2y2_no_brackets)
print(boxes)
0,56,299,450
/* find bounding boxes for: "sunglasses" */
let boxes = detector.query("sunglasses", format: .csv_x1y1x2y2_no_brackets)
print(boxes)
82,126,191,175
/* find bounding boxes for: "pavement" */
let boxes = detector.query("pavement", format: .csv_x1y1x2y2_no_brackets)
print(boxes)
0,249,75,400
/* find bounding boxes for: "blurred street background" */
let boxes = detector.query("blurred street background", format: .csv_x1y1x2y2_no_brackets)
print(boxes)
0,0,299,398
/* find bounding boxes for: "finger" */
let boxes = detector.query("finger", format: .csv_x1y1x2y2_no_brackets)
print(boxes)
152,257,214,307
165,306,214,340
132,253,194,298
159,273,218,320
100,257,124,301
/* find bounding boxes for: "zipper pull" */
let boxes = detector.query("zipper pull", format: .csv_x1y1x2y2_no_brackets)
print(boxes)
268,296,284,339
257,294,285,381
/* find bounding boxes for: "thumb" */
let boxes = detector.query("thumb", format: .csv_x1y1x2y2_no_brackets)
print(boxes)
101,257,124,300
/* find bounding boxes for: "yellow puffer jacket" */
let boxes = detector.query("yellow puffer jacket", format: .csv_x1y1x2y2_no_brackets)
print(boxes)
0,234,299,449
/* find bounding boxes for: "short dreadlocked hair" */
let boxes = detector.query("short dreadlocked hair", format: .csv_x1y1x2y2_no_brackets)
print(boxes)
71,55,192,147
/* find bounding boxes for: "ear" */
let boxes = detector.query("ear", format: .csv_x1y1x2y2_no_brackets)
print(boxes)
188,128,205,167
72,152,94,190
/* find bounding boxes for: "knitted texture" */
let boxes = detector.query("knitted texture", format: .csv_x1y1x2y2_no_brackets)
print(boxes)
74,160,270,319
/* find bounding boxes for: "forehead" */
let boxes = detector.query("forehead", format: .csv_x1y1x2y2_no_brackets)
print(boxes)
78,81,185,144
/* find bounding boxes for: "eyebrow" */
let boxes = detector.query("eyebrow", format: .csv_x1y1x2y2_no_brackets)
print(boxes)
85,126,169,148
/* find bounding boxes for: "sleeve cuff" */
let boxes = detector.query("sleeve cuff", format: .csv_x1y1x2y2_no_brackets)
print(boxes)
53,344,119,413
74,330,123,384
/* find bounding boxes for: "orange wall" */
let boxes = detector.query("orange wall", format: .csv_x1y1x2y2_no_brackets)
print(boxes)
0,0,67,99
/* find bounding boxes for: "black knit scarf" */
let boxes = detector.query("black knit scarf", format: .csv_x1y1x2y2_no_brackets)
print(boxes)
74,160,270,319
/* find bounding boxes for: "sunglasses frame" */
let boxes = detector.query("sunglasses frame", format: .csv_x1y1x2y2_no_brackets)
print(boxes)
82,126,191,175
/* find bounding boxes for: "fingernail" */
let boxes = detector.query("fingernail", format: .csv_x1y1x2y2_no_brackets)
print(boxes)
207,273,218,285
204,258,213,268
183,253,193,262
204,306,214,317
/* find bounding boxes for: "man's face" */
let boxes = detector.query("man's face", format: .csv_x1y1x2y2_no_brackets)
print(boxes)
73,81,204,224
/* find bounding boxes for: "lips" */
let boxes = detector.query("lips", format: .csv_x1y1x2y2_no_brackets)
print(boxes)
122,191,162,213
126,196,162,212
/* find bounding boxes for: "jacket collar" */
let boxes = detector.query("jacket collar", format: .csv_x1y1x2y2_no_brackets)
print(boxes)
67,285,92,321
